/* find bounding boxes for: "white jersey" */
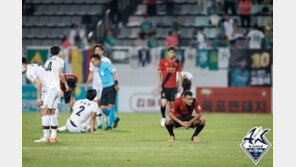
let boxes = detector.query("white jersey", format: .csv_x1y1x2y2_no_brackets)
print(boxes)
70,99,98,129
89,56,112,88
44,56,64,84
26,64,59,91
177,71,193,81
223,19,235,40
247,30,265,49
196,33,207,49
218,47,231,69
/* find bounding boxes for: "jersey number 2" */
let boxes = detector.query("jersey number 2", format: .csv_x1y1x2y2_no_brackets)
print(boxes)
76,106,85,116
46,62,52,71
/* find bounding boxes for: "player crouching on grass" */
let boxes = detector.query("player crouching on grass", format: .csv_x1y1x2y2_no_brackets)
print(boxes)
57,89,98,133
165,91,206,142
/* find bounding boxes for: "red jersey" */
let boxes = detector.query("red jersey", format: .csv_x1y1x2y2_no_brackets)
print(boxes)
158,58,182,88
60,74,78,92
169,97,202,117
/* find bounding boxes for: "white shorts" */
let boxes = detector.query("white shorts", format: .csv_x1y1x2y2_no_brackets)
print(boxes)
93,86,103,101
41,87,61,109
65,119,87,133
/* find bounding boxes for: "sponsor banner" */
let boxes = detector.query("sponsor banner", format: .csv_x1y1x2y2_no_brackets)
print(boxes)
196,87,271,113
229,49,272,87
22,85,118,112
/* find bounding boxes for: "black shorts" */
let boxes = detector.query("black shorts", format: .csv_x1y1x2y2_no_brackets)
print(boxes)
100,85,117,106
173,116,196,128
161,87,177,102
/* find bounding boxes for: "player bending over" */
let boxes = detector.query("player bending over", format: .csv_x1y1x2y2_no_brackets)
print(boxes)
59,74,78,116
57,89,98,133
22,57,61,142
158,45,182,126
165,91,206,142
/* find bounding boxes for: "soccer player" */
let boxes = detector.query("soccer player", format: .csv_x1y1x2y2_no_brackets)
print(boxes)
158,45,182,126
85,44,118,129
90,54,120,130
176,71,193,98
44,46,69,118
165,91,206,142
57,89,98,133
22,57,61,142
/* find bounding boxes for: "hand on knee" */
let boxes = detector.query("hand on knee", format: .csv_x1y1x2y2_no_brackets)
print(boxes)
165,118,172,125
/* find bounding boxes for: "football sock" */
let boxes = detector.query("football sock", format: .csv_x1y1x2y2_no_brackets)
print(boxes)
58,126,66,132
161,106,166,118
103,114,109,128
192,124,205,137
102,108,110,116
41,115,50,139
165,124,175,136
96,108,103,126
49,115,58,138
107,108,116,128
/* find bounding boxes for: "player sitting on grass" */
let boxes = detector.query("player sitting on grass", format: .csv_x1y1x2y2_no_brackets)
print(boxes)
165,91,206,142
57,89,98,133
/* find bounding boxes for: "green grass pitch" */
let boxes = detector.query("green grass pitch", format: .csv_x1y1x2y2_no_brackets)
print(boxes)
22,112,273,167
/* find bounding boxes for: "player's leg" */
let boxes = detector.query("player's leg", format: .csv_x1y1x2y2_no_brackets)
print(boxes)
165,117,175,142
108,88,119,129
65,118,81,133
160,88,168,126
94,99,103,129
191,116,206,142
48,88,61,142
35,108,51,142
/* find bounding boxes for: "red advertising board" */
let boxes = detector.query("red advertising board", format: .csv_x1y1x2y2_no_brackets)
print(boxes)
196,87,271,113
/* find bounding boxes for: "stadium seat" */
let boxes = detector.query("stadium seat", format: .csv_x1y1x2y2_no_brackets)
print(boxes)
127,16,143,26
135,4,147,15
193,16,209,27
71,16,82,25
130,28,141,38
184,16,195,26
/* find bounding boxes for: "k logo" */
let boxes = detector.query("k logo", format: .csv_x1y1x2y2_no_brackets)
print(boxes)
241,127,271,164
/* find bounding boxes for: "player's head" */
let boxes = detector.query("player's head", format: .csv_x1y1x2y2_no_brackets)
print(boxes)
183,91,194,106
198,27,204,33
167,45,176,59
22,57,28,74
224,14,230,21
90,54,101,67
50,46,61,57
182,78,192,92
67,77,76,89
86,89,97,101
93,44,104,56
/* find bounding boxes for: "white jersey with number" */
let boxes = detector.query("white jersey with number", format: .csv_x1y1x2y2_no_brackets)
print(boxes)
70,99,98,129
26,64,59,91
44,56,64,84
89,56,112,88
247,30,265,49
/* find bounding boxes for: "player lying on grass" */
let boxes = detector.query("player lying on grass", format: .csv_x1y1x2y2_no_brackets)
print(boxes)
165,91,206,142
22,57,61,142
57,89,98,133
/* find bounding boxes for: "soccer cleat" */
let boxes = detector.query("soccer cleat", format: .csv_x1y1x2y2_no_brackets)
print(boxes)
34,138,50,143
169,136,175,142
160,118,165,126
96,125,102,129
191,136,199,142
50,138,58,143
104,127,112,131
113,117,120,129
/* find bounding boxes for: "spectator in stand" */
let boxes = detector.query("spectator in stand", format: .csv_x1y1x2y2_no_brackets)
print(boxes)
224,0,236,15
134,33,148,47
239,0,253,27
69,24,77,46
104,29,115,50
140,16,154,39
147,0,157,16
148,32,158,48
89,38,97,49
172,15,182,35
74,35,83,48
165,30,179,47
109,0,122,27
196,27,207,49
246,24,265,49
79,23,89,48
223,14,238,46
207,0,218,16
62,35,72,49
263,26,272,49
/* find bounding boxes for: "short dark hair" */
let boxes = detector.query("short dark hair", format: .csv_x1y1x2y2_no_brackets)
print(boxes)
93,44,104,51
86,89,97,101
22,57,27,64
183,91,193,97
90,54,101,60
67,77,77,88
50,46,61,55
167,45,177,52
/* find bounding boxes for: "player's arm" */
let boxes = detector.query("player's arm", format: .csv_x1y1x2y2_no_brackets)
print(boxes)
59,68,69,91
188,100,202,127
169,103,188,128
113,71,119,91
158,70,162,92
90,112,97,133
178,71,183,92
233,21,238,35
34,78,42,106
85,71,94,91
188,113,202,128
